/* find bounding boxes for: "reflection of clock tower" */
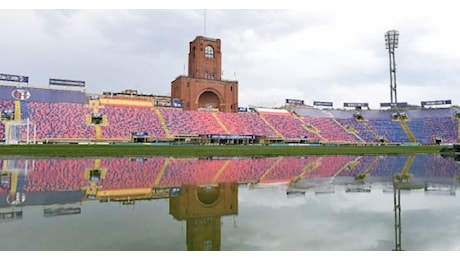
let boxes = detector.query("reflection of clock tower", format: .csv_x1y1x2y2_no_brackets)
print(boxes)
171,36,238,112
169,183,238,251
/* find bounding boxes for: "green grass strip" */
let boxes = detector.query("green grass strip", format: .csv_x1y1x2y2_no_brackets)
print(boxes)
0,144,444,158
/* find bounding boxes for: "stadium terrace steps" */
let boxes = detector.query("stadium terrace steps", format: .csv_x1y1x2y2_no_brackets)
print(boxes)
212,112,230,134
399,120,416,143
154,108,172,139
331,118,364,143
214,111,273,136
336,118,376,143
100,105,167,140
361,120,380,142
303,117,357,143
261,112,311,140
14,100,21,121
367,119,410,143
160,108,226,136
95,125,102,140
294,115,325,142
257,113,285,139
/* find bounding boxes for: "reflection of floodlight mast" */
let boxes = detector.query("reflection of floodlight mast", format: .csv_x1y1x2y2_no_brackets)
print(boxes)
385,30,399,105
393,183,402,251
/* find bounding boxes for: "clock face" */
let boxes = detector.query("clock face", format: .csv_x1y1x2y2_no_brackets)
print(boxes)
204,45,214,58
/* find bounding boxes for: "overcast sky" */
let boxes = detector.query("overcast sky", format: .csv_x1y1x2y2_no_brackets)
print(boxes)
2,1,460,108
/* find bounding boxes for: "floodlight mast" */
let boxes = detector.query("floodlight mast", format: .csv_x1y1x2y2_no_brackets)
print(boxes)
385,30,399,105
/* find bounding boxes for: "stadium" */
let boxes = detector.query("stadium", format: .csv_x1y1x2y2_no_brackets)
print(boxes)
2,32,460,251
1,35,459,146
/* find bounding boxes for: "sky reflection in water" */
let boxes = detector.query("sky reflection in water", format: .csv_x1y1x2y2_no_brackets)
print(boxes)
0,154,459,251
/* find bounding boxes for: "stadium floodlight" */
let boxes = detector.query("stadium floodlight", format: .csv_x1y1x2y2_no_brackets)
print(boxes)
385,30,399,50
385,30,399,105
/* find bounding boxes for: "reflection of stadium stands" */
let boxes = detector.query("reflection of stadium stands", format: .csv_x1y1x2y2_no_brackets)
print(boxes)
24,159,94,192
98,157,165,189
160,158,230,186
336,156,377,177
368,155,407,177
1,154,459,209
259,156,315,183
216,157,275,183
308,156,354,178
410,154,460,177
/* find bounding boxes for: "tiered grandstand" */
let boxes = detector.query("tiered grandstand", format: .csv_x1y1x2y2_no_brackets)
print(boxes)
1,84,459,145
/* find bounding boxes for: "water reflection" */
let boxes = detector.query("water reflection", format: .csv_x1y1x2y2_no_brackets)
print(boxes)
0,154,459,250
170,183,238,250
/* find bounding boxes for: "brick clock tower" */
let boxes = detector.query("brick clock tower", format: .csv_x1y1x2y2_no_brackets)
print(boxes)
171,36,238,113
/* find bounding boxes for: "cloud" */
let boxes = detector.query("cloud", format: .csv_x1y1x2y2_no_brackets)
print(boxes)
1,6,460,107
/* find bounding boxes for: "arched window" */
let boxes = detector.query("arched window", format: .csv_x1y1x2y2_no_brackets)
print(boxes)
204,45,214,58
